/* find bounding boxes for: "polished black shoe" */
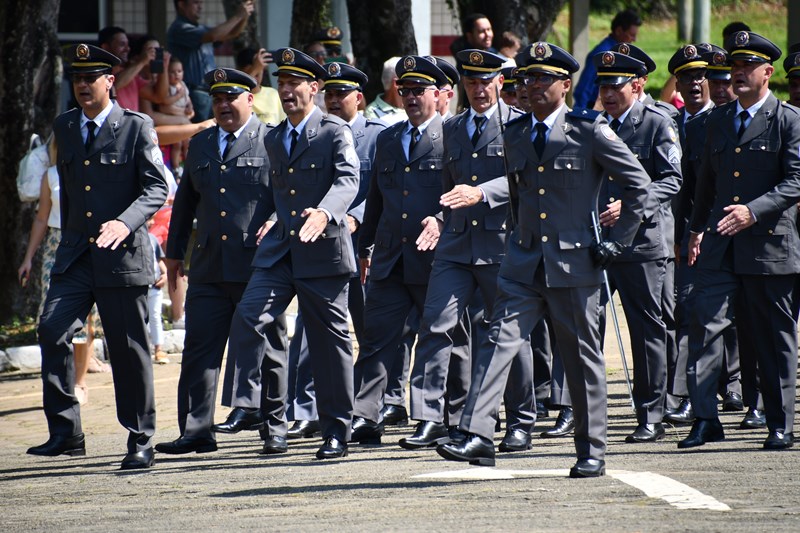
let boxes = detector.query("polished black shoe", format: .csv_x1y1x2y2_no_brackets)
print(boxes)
448,426,468,443
27,434,86,457
625,423,666,443
120,447,154,470
569,458,606,478
540,407,574,438
399,421,450,449
381,404,409,426
721,391,744,412
499,428,533,452
212,407,264,433
535,400,549,419
286,420,321,439
155,436,217,454
763,430,794,450
260,435,288,454
436,433,496,466
350,417,384,444
664,398,695,425
316,436,348,459
739,408,767,430
677,418,724,449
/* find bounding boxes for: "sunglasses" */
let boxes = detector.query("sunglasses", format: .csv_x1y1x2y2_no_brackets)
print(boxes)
521,74,563,86
71,73,105,84
397,86,434,97
676,70,707,85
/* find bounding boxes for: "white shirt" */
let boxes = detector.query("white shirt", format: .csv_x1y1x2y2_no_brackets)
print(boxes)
530,103,566,143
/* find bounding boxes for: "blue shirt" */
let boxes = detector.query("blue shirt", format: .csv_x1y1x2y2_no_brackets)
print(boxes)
572,34,617,109
167,15,215,89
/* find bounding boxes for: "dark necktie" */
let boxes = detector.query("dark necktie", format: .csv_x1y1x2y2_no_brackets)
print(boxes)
409,127,420,157
221,132,236,160
533,122,548,159
610,118,622,132
85,121,96,151
289,129,299,156
471,115,486,146
737,110,749,139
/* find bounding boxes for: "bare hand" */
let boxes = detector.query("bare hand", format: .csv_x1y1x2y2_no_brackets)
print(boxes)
298,208,329,242
256,48,273,67
96,220,131,250
238,0,255,17
687,232,703,266
18,261,32,287
717,204,754,236
347,215,359,234
359,257,371,285
599,199,621,227
256,219,275,245
440,184,483,209
166,258,185,293
416,216,443,251
674,244,681,265
155,272,167,289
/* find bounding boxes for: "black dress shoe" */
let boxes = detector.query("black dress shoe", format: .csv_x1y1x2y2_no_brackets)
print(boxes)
448,426,468,443
350,417,384,444
212,407,264,433
260,435,288,454
664,398,695,425
721,391,744,412
399,421,450,449
535,400,549,419
569,458,606,478
381,404,409,426
286,420,321,439
499,428,532,452
436,433,495,466
155,436,217,454
27,434,86,457
739,408,767,430
540,407,574,438
120,447,154,470
316,436,348,459
763,430,794,450
677,418,724,449
625,423,666,443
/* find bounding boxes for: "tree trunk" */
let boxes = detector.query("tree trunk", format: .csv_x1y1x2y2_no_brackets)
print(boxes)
347,0,417,102
448,0,567,45
0,0,62,323
290,0,333,49
222,0,261,54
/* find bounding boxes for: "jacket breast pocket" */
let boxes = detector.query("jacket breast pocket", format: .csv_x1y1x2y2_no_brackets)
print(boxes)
379,160,397,189
751,220,790,262
270,165,287,188
300,156,323,184
745,137,779,170
629,144,651,163
550,156,583,188
109,231,144,274
100,152,129,181
235,157,266,184
419,158,443,187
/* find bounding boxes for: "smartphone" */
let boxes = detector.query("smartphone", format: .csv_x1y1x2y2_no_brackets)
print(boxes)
150,47,164,74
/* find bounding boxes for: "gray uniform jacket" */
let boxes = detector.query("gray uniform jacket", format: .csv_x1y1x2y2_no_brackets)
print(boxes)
502,107,652,288
359,113,445,284
53,103,168,287
255,107,360,278
689,94,800,275
167,115,272,283
600,100,683,262
348,114,388,224
438,102,524,265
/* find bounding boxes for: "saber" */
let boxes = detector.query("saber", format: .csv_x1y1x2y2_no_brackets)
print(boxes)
494,85,518,227
591,210,635,410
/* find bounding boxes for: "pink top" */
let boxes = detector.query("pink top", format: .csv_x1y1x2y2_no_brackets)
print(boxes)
115,76,148,111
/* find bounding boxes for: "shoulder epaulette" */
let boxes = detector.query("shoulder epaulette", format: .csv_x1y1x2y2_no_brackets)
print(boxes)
567,107,601,120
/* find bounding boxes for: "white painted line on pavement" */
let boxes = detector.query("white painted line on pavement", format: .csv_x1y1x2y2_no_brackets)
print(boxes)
414,468,730,511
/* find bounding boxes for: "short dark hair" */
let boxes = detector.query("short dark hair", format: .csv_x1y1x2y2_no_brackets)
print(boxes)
98,26,126,46
235,47,258,70
722,21,751,39
130,34,158,58
611,10,642,32
462,13,490,36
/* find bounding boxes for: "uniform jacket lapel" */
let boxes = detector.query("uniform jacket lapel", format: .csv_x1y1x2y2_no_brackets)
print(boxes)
739,93,777,146
408,114,442,163
540,108,569,163
288,107,322,164
87,103,124,157
223,115,260,162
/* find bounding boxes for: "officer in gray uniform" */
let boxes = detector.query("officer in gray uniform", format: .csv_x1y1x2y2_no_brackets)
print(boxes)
28,44,168,470
437,42,651,477
154,68,287,455
594,50,683,443
681,32,800,451
225,48,360,460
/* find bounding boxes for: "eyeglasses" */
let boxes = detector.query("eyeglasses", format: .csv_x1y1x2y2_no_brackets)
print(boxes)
308,50,328,59
71,73,105,84
676,69,707,85
397,86,434,97
521,74,562,86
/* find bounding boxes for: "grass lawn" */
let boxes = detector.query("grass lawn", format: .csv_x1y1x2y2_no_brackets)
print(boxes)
552,0,790,101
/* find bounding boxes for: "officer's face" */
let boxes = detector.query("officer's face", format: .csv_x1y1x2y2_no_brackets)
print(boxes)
178,0,203,24
513,79,531,112
675,68,709,112
731,60,773,103
524,73,569,119
463,75,502,114
436,83,455,116
500,88,517,107
788,78,800,107
212,91,254,132
398,83,439,126
709,78,735,106
72,72,114,116
277,74,319,119
324,88,361,122
599,78,638,119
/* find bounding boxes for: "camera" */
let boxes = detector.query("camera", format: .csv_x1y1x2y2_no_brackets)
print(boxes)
150,47,164,74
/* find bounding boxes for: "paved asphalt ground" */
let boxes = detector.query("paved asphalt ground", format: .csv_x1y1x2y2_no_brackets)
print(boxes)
2,317,800,532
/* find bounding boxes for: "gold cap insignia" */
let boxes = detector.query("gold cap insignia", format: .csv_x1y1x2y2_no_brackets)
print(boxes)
712,51,727,66
618,43,630,56
282,49,295,64
327,62,341,77
602,52,615,66
403,56,416,71
213,69,227,83
735,31,749,46
76,44,90,60
795,54,800,66
469,51,484,65
327,27,342,39
684,45,697,59
532,42,551,60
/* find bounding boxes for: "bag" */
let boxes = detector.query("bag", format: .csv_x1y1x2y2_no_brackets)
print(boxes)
17,133,51,202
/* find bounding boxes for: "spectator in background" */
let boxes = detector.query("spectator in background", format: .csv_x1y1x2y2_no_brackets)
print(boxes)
160,57,195,169
364,56,407,125
451,14,497,111
99,26,155,111
235,47,285,125
305,42,329,112
146,219,169,365
572,9,641,109
167,0,255,122
498,31,522,62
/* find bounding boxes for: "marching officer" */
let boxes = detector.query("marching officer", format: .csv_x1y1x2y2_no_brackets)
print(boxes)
786,45,800,107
